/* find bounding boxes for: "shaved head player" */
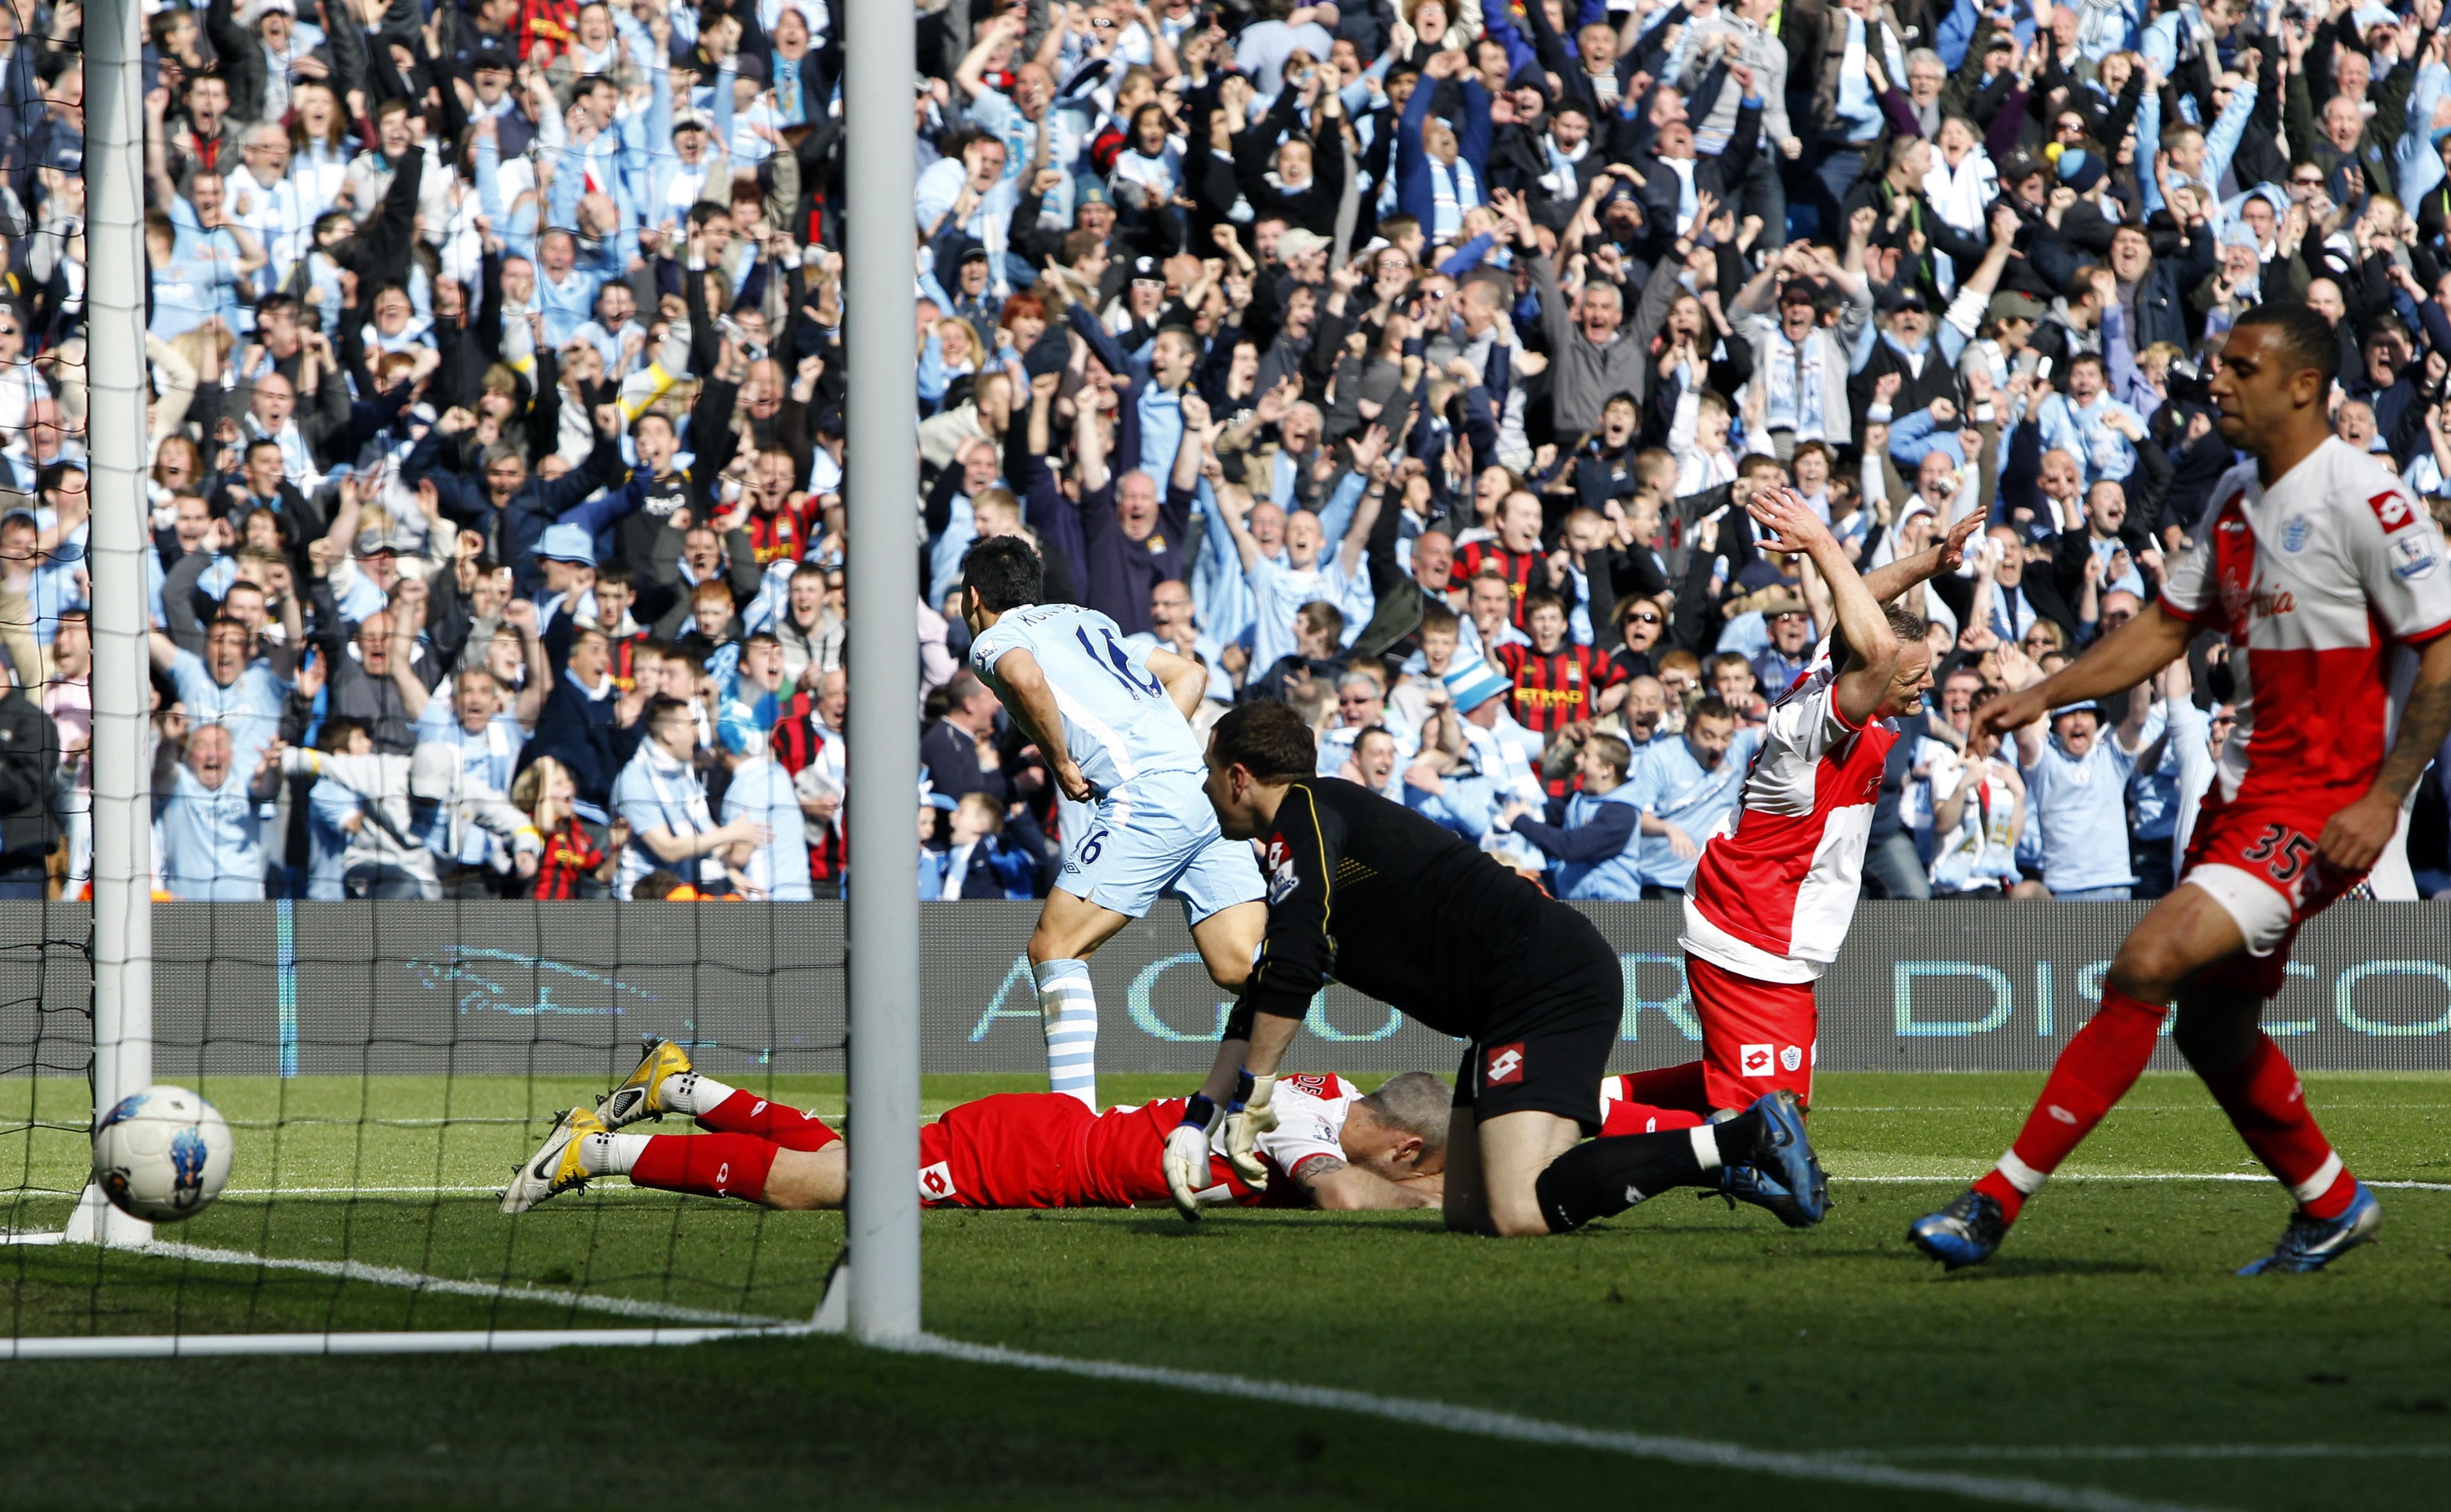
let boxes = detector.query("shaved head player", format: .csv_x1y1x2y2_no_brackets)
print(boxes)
1915,302,2451,1274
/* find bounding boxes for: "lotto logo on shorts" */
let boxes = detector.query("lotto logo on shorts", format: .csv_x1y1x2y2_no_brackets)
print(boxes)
1740,1044,1776,1078
1485,1044,1525,1086
917,1161,958,1201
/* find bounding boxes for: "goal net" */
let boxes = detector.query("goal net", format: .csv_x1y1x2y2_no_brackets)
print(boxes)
0,900,851,1352
0,0,924,1356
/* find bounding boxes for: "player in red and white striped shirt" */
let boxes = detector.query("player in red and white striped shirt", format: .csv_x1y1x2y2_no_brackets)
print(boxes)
1604,489,1982,1221
1916,303,2451,1275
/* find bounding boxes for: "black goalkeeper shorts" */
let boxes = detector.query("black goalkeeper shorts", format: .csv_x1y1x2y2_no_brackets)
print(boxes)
1450,922,1621,1134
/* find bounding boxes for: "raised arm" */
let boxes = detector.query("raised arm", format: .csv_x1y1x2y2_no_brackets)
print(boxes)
1746,486,1899,726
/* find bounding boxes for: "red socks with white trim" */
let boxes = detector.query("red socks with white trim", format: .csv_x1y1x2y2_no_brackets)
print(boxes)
579,1087,841,1205
1601,1067,1710,1135
695,1088,841,1152
2196,1033,2356,1219
1975,986,2167,1225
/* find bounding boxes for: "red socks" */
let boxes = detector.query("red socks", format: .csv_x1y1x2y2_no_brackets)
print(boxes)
1975,986,2167,1225
630,1132,780,1204
1602,1066,1710,1135
2197,1034,2355,1219
696,1090,841,1152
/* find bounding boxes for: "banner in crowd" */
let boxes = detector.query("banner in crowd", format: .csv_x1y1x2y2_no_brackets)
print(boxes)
1,903,2447,1080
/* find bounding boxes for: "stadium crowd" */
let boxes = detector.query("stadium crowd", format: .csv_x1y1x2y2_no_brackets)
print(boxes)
0,0,2446,901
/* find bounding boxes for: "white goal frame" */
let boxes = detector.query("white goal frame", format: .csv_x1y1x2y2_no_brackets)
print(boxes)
7,0,922,1359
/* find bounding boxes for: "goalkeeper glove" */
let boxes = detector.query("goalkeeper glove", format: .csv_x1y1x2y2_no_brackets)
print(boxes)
1164,1094,1222,1222
1224,1070,1277,1186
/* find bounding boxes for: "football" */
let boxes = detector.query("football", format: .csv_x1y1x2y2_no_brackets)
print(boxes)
92,1085,234,1223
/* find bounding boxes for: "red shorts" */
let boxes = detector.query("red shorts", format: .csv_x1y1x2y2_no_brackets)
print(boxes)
1686,954,1818,1112
914,1094,1259,1210
2179,800,2364,998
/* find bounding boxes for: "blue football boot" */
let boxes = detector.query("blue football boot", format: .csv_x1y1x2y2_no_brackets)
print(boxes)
2237,1182,2382,1275
1725,1091,1827,1227
1909,1189,2009,1271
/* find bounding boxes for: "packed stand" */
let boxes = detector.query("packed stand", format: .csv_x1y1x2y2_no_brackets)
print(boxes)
0,0,2444,900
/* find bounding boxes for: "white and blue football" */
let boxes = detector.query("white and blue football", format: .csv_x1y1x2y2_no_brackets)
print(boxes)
93,1085,234,1222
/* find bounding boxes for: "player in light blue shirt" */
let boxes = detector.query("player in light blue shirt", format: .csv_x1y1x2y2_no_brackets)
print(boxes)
960,536,1266,1112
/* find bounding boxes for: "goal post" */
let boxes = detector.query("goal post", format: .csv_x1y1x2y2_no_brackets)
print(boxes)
70,0,154,1253
840,0,925,1345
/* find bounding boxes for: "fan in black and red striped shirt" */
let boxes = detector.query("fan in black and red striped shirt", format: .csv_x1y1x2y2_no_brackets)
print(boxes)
1450,490,1554,629
1500,590,1630,797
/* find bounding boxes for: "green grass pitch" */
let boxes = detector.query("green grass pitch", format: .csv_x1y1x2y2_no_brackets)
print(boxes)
1,1070,2445,1510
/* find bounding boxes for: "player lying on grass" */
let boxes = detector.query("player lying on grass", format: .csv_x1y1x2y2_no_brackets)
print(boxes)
499,1041,1451,1214
1178,699,1829,1237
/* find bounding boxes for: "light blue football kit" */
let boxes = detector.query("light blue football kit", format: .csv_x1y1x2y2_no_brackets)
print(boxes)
968,602,1264,1109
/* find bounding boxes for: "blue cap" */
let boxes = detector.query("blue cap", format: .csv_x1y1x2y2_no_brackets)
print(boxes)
1443,655,1511,715
535,523,596,565
716,702,763,757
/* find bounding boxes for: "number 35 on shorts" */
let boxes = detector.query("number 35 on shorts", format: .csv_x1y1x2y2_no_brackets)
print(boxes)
2239,821,2318,893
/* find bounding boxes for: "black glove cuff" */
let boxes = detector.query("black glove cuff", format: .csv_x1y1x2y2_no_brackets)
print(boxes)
1179,1093,1221,1133
1230,1067,1255,1112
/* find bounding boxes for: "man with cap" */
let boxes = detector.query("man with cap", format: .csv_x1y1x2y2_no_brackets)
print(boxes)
1750,587,1815,694
717,702,811,901
1401,653,1548,865
1963,286,2046,392
2007,676,2157,900
531,524,600,634
1730,243,1876,459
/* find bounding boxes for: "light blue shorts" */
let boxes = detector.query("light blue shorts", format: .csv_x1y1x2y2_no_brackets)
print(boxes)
1054,769,1264,925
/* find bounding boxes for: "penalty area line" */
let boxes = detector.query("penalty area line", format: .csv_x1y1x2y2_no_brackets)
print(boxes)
892,1334,2214,1512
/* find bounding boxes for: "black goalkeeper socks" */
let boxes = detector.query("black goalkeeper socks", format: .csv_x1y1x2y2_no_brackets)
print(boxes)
1533,1113,1766,1233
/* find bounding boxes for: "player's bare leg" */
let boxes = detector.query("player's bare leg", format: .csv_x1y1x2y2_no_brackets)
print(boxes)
1448,1109,1580,1236
1186,900,1265,995
1028,889,1135,1109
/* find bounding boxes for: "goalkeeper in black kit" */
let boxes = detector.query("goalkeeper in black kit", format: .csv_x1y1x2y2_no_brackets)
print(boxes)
1165,702,1829,1237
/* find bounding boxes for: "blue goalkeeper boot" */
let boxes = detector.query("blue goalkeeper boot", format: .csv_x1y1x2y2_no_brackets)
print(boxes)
1726,1091,1827,1227
2238,1182,2382,1275
1908,1188,2008,1271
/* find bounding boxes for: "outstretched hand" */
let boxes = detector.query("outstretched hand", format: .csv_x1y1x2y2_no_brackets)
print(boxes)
1745,486,1833,557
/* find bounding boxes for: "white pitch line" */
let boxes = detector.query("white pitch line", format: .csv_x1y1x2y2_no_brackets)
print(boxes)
1828,1173,2451,1191
1837,1446,2451,1463
136,1241,790,1329
893,1334,2216,1512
